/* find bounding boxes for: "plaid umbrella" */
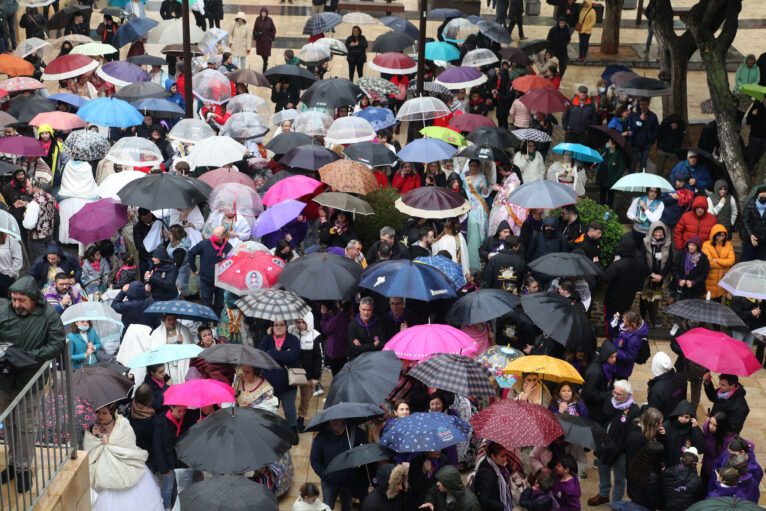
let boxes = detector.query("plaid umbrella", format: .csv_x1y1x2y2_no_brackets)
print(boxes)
413,255,466,288
667,299,746,328
318,160,378,195
407,81,453,102
236,290,311,321
303,12,342,35
512,128,552,142
407,354,495,398
357,76,399,98
470,400,564,449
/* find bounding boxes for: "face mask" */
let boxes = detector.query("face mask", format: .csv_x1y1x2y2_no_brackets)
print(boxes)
599,87,606,93
78,325,89,332
759,197,766,205
210,235,222,244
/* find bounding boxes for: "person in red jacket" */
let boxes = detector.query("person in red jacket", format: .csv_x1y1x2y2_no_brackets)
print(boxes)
674,195,718,250
391,162,421,194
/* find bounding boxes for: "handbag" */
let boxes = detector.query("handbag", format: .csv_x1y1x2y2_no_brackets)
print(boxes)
575,7,592,32
287,367,308,386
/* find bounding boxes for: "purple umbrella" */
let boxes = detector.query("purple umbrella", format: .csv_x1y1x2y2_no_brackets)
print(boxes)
434,66,487,90
0,136,46,157
251,199,306,238
69,198,128,245
96,61,151,87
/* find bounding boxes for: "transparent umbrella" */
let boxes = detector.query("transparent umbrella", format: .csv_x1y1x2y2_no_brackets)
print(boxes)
442,18,478,43
61,302,124,355
325,116,376,145
105,137,163,168
168,118,214,144
0,209,21,241
13,38,49,58
147,19,204,45
298,42,332,64
198,27,229,55
293,110,333,137
209,183,263,218
220,112,270,140
269,108,298,127
97,170,146,200
227,93,270,118
315,37,347,56
187,136,247,168
462,48,499,68
396,96,451,122
192,69,233,105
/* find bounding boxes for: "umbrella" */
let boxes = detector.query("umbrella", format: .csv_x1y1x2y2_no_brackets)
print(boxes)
600,65,632,85
519,39,550,55
360,259,457,301
72,365,133,409
449,113,496,132
303,12,342,35
264,64,316,90
118,173,213,209
161,43,204,56
179,477,278,511
588,125,633,165
318,160,378,195
306,402,385,431
215,251,284,294
127,54,168,67
470,400,564,448
269,108,298,127
262,175,323,206
64,129,111,161
718,260,766,299
13,38,49,59
187,136,247,168
324,350,402,407
168,118,214,144
739,83,766,101
198,168,256,191
293,110,334,137
163,378,236,408
369,53,417,75
220,112,269,141
0,210,20,241
226,94,271,118
41,54,98,81
424,41,460,61
200,344,280,370
413,255,466,289
192,69,233,105
97,170,145,200
466,126,518,148
687,498,766,511
520,292,595,354
343,141,398,167
384,324,476,360
314,191,373,216
356,77,399,100
130,98,185,118
144,300,218,322
279,251,362,301
476,346,523,388
397,138,457,163
447,289,520,325
667,298,746,328
299,42,332,64
610,71,641,88
77,97,143,128
512,128,552,142
442,18,478,43
512,74,555,93
0,77,45,93
68,198,128,245
0,136,45,157
397,96,451,122
372,31,416,53
127,344,203,368
148,19,204,45
342,12,377,24
503,355,584,384
6,96,55,124
60,301,124,354
408,354,495,398
611,170,674,192
394,187,470,219
198,27,229,55
326,116,376,145
301,78,365,110
29,111,86,130
51,34,93,46
428,8,464,18
0,161,22,176
315,37,348,56
176,407,298,474
0,54,34,78
252,200,305,238
676,328,761,376
71,42,117,56
47,93,89,109
236,290,311,321
209,183,264,218
476,20,511,44
380,412,472,452
528,252,604,278
551,142,603,163
435,66,487,90
557,414,613,451
226,69,269,88
518,87,570,114
507,180,577,209
498,46,531,66
379,16,419,39
326,444,392,474
354,107,397,132
615,77,671,97
264,132,317,155
105,136,163,168
420,126,466,146
462,48,499,68
114,81,171,101
114,17,159,46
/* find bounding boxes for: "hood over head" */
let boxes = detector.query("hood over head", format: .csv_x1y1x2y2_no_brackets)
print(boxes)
44,241,62,257
713,179,730,198
126,281,149,300
598,340,617,362
446,172,461,185
542,216,558,228
645,221,670,246
37,123,54,136
9,276,45,305
495,220,511,236
151,245,172,264
744,53,756,65
614,233,636,258
651,351,672,378
669,399,695,418
708,223,728,243
434,465,465,493
692,195,708,214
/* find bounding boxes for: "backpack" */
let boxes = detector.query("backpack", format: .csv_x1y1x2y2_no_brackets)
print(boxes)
635,336,650,364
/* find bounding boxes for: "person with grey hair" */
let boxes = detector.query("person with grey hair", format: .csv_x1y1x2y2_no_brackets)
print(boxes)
344,239,366,267
366,226,408,265
347,296,388,359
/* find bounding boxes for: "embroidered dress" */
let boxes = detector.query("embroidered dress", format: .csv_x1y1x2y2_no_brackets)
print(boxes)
488,173,526,236
461,171,489,270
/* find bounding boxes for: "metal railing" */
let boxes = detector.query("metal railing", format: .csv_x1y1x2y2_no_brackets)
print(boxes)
0,340,76,511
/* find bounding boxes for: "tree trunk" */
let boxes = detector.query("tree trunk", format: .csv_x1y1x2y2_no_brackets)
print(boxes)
600,0,625,55
666,46,692,121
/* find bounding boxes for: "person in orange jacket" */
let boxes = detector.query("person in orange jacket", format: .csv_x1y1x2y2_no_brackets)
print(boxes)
673,195,718,250
702,224,736,299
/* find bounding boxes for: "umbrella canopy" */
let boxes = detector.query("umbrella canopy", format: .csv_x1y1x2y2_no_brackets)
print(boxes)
298,42,332,64
588,125,633,164
0,210,21,241
293,110,334,137
379,16,419,39
200,344,280,370
610,70,641,87
262,175,323,206
462,48,499,67
69,198,128,245
131,98,185,118
96,170,145,200
600,65,632,85
420,126,466,146
558,414,613,451
343,141,398,167
424,41,460,61
176,407,298,474
163,378,236,408
71,42,118,57
718,260,766,299
435,66,487,90
384,324,476,360
236,290,311,321
6,96,56,124
187,136,247,168
127,54,168,67
677,328,761,376
466,126,518,148
408,354,495,398
168,118,214,144
313,192,374,216
192,69,233,105
476,20,511,44
198,27,229,55
209,182,263,218
503,355,584,384
520,292,595,354
265,134,318,157
315,37,348,56
224,69,268,88
447,289,519,325
264,64,316,90
470,400,564,448
0,54,35,77
616,77,671,97
13,38,49,59
360,259,457,301
354,106,397,132
72,365,134,409
64,129,111,161
252,200,305,238
512,128,552,142
144,300,218,322
397,138,457,163
342,12,377,24
519,87,570,114
303,11,343,35
179,477,278,511
739,83,766,101
442,18,478,43
397,96,451,122
687,498,765,511
507,180,577,209
528,252,604,278
0,77,45,93
29,111,86,130
413,255,466,289
278,251,362,301
667,298,746,328
47,93,89,109
611,170,674,192
519,39,550,55
215,251,284,294
318,160,378,195
324,350,402,407
395,186,470,219
369,52,417,75
117,173,213,209
449,113,496,132
512,74,556,93
326,116,376,145
380,412,472,452
77,97,143,127
325,444,392,474
160,43,204,56
428,8,465,18
115,17,159,47
456,145,508,167
148,19,204,45
127,343,203,368
552,142,604,163
306,402,385,432
476,346,523,388
114,81,171,102
301,78,365,110
356,77,399,101
269,108,298,127
498,46,531,66
105,136,163,168
198,167,256,191
42,54,98,81
0,136,45,157
372,31,416,53
220,112,269,140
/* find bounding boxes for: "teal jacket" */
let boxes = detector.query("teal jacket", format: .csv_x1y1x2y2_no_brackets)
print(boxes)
67,329,102,369
735,54,760,91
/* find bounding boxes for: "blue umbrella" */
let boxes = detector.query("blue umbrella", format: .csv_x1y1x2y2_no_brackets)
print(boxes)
78,97,144,127
551,142,604,163
47,93,89,109
360,259,457,301
127,344,203,368
144,300,219,322
131,98,185,117
425,41,461,62
378,16,419,39
251,199,306,238
600,65,632,86
413,255,466,289
115,17,159,47
380,412,472,452
397,138,457,163
354,107,396,131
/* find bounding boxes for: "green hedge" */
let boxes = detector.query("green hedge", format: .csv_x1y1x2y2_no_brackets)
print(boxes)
575,197,624,267
356,187,409,251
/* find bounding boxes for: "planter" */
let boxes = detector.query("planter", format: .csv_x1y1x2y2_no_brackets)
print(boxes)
623,0,637,8
526,0,541,16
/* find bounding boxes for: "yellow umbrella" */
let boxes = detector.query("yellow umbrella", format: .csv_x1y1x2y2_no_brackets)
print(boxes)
503,355,584,384
420,126,467,146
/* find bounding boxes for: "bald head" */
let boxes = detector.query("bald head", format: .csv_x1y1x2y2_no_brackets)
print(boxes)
212,226,226,238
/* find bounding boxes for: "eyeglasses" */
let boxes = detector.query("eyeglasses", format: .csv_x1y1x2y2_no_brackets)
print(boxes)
273,323,286,328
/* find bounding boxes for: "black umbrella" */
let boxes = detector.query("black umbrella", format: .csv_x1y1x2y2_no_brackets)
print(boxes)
476,20,512,45
0,345,38,373
344,141,398,167
447,289,520,325
262,169,305,191
306,402,385,432
113,81,171,101
428,8,464,19
161,43,203,56
199,344,280,370
325,351,402,408
100,6,129,18
264,131,317,155
372,31,416,53
179,476,278,511
0,160,23,176
466,126,518,148
279,144,340,171
117,173,213,210
456,144,511,166
498,46,531,66
519,39,549,55
674,146,716,164
176,407,299,474
520,292,596,354
326,444,393,474
72,365,134,409
301,78,366,110
264,64,317,90
379,16,419,39
127,55,168,67
278,251,362,301
557,414,614,451
6,96,56,124
48,5,91,30
588,125,633,165
528,252,605,279
667,299,746,328
615,77,671,97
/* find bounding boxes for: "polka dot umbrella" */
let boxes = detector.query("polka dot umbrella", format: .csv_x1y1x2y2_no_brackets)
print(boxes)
380,412,472,453
469,400,564,449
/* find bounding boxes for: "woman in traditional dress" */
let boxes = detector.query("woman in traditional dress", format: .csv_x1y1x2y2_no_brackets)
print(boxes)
488,169,526,236
460,158,491,270
234,364,279,412
546,150,588,197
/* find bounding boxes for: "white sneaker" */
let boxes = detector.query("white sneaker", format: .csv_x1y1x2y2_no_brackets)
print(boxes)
313,383,324,397
670,323,679,336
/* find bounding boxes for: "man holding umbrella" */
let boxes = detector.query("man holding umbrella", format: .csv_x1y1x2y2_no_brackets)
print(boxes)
310,419,367,511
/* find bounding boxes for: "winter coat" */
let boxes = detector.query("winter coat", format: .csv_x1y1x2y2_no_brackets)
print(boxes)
598,399,641,464
257,333,300,395
657,115,687,154
576,0,596,34
271,83,299,112
229,20,250,57
367,239,408,265
629,109,659,149
347,314,388,359
707,179,738,230
672,244,709,300
482,247,525,292
204,0,223,21
321,311,350,360
19,12,47,39
663,465,703,510
408,451,451,508
670,160,712,193
613,319,649,379
188,238,232,285
143,372,170,413
674,196,718,250
596,148,627,190
147,246,179,301
730,297,766,333
625,432,664,510
361,463,408,511
346,34,368,64
472,458,508,511
604,235,645,312
289,313,324,381
27,241,82,288
546,24,570,61
423,465,480,511
153,410,195,473
659,400,705,467
660,187,694,228
741,195,766,244
563,95,598,134
111,281,158,332
479,221,511,263
735,54,760,90
392,171,422,195
703,381,749,434
527,216,567,262
702,224,735,298
581,341,617,425
68,329,102,369
160,0,181,18
519,487,554,511
643,221,673,289
310,425,367,488
708,474,760,503
647,369,687,419
319,214,358,248
253,10,276,58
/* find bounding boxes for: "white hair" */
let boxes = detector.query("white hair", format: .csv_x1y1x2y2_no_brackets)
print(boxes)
614,380,633,395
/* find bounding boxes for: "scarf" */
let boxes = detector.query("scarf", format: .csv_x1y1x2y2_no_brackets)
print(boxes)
10,178,26,195
684,250,702,275
354,313,379,338
151,376,166,389
717,385,739,400
130,400,155,420
485,456,513,511
273,334,286,351
757,199,766,217
165,410,183,438
464,174,490,216
611,395,634,410
91,260,101,272
210,235,226,257
602,361,617,385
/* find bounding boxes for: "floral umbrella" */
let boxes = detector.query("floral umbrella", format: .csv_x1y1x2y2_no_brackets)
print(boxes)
318,160,378,195
63,129,111,161
476,346,523,388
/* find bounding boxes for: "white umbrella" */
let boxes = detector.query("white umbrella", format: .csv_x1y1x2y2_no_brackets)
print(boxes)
198,27,229,55
0,209,21,241
220,112,270,140
18,0,55,6
293,110,333,137
168,119,214,144
147,19,204,45
396,96,451,122
325,116,376,144
227,93,270,118
70,42,118,56
192,68,232,105
299,42,332,64
342,12,377,25
105,137,163,168
462,48,499,68
13,38,49,58
97,171,147,200
315,37,347,56
208,183,263,218
187,136,247,168
269,108,298,127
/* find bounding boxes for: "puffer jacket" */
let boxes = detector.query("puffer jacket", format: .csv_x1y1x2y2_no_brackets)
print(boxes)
702,224,735,298
613,318,649,379
674,196,718,250
361,463,408,511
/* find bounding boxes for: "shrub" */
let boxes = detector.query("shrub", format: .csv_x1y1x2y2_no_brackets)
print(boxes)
575,197,624,267
356,187,409,251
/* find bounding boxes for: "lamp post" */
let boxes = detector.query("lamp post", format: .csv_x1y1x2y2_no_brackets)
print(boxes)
416,0,426,95
181,0,193,118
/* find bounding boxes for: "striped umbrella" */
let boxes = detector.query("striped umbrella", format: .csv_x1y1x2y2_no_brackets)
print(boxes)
236,290,311,321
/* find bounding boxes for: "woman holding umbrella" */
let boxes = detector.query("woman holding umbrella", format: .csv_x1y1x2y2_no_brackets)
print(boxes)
546,150,586,197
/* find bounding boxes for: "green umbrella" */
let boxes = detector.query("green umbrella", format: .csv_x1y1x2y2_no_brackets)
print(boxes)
611,170,674,192
688,497,766,511
739,83,766,101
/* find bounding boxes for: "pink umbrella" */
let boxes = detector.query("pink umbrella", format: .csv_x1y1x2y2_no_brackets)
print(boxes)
262,175,323,207
30,111,87,130
383,324,477,361
69,198,128,245
162,378,236,408
198,167,256,190
676,327,762,376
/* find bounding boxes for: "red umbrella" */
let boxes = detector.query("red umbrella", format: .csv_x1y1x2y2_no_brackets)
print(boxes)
0,136,45,157
676,327,761,376
41,54,99,81
369,52,417,75
518,87,570,114
448,113,495,132
512,74,556,93
469,400,564,448
198,167,257,191
214,251,285,295
30,111,87,130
